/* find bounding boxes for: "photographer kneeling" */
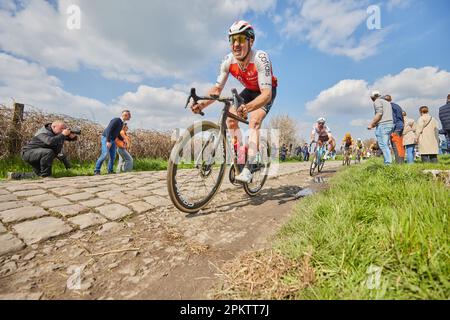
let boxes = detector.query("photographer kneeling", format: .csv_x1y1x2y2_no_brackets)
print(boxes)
21,121,78,178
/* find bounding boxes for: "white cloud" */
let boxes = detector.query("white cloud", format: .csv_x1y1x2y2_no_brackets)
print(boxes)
0,0,275,83
373,67,450,101
350,118,370,127
0,0,16,12
306,79,370,115
305,66,450,121
279,0,388,61
386,0,412,11
0,53,215,131
0,52,108,122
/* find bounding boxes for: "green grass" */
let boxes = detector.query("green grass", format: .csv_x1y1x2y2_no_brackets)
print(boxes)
0,156,171,180
274,156,450,299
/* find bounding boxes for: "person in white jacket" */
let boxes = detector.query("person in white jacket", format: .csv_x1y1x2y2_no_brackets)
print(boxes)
402,111,416,164
415,106,440,163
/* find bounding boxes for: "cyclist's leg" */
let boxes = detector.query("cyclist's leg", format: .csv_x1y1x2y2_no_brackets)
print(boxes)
248,108,266,167
238,88,275,174
317,140,324,163
226,107,242,158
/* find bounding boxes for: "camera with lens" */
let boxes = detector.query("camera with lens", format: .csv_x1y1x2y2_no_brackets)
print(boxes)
68,127,81,135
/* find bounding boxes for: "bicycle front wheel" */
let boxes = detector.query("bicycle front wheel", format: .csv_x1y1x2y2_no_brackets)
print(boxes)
309,153,318,176
318,157,325,172
167,121,227,213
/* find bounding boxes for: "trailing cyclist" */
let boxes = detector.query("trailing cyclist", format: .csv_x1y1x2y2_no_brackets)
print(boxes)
191,20,278,184
341,133,354,151
341,133,354,165
310,117,335,159
355,138,364,162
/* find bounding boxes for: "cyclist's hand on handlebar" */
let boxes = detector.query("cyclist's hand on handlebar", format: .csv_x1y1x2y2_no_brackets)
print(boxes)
237,104,248,119
191,102,205,114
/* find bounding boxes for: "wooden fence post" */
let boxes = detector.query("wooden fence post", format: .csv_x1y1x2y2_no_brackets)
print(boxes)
8,103,24,156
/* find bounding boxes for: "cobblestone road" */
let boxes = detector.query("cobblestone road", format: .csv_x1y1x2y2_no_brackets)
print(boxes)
0,161,342,299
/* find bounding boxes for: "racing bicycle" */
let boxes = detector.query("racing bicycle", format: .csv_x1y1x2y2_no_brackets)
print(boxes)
309,141,327,176
343,147,352,166
355,148,362,164
167,88,271,214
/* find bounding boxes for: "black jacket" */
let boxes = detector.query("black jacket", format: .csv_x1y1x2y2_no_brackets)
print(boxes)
22,123,75,155
439,102,450,132
102,118,124,143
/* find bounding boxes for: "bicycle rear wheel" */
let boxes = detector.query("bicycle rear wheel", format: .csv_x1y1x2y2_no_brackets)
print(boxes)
243,138,271,196
167,121,226,213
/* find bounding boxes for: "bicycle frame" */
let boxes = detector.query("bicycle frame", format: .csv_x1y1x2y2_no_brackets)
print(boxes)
187,88,250,172
310,141,327,164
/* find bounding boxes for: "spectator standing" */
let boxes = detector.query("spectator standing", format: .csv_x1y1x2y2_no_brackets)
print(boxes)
416,106,439,163
94,110,131,175
402,111,417,164
385,95,405,163
302,143,310,161
115,123,133,173
280,144,287,161
367,91,394,165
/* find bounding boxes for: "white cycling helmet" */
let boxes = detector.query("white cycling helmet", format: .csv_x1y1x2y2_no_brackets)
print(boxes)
317,117,326,124
228,20,255,39
357,138,362,142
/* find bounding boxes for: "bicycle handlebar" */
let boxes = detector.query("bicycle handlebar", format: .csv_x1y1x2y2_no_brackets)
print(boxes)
185,87,245,118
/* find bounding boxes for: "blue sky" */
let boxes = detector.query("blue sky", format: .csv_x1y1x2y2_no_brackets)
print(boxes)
0,0,449,143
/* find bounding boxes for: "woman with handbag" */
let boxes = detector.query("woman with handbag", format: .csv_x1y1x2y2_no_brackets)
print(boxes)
415,106,440,163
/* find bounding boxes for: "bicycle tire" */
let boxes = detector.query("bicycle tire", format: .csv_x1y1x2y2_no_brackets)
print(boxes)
318,158,325,172
167,121,226,213
309,153,318,176
228,165,242,187
243,139,271,196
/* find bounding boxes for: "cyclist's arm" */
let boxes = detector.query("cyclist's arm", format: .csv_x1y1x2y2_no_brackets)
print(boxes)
199,86,224,109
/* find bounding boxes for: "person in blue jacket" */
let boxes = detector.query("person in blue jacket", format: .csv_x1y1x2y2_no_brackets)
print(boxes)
439,94,450,151
384,95,405,164
94,110,131,175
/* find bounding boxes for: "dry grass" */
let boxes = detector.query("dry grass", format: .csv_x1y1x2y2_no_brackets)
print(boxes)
213,249,315,300
187,243,210,255
0,105,173,161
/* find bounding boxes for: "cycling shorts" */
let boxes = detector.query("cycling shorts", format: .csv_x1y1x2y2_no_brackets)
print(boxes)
318,135,329,143
239,87,277,115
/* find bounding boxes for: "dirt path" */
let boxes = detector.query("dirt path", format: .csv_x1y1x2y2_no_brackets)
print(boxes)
0,162,341,299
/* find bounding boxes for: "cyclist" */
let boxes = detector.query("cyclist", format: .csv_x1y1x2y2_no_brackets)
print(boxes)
191,20,278,183
355,138,364,151
341,133,354,151
341,133,354,162
355,137,364,160
310,117,335,159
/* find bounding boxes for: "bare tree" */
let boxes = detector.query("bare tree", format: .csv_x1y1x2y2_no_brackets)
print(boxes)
266,115,300,153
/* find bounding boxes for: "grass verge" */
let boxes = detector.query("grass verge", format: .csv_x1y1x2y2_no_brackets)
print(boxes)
216,156,450,299
0,156,170,180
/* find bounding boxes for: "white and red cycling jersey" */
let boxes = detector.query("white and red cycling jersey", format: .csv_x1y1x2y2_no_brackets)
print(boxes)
216,50,278,92
311,124,332,141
